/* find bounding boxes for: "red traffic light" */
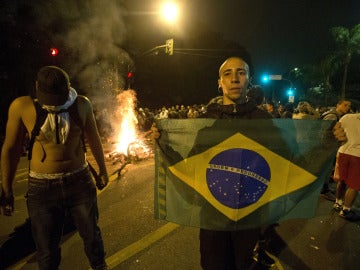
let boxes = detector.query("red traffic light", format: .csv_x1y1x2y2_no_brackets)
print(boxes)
50,47,59,57
127,72,133,78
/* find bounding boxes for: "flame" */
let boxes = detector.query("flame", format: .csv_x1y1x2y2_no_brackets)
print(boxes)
112,90,138,154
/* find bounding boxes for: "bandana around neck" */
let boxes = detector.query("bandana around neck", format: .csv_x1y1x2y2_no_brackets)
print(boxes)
40,87,78,144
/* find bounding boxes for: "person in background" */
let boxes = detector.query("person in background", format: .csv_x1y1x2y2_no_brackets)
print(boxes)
321,99,352,121
281,103,295,118
178,104,188,119
246,85,269,113
317,106,328,116
265,101,281,118
292,101,320,119
320,99,352,201
332,112,360,221
0,66,108,270
277,104,285,116
158,106,169,119
187,107,200,118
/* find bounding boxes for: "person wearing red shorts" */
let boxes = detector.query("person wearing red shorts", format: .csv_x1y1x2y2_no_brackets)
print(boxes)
333,113,360,221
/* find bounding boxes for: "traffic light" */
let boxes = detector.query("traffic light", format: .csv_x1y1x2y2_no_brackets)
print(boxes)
50,47,59,57
126,71,134,89
287,87,295,103
287,88,294,96
165,38,174,55
261,74,269,83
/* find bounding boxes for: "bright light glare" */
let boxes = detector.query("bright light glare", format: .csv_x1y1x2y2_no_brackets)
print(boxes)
162,2,178,23
50,47,59,56
262,75,269,83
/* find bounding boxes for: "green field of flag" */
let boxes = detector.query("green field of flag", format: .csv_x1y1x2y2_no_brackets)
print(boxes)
154,119,338,230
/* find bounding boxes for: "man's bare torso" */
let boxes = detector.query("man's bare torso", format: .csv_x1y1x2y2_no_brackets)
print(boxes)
20,96,87,174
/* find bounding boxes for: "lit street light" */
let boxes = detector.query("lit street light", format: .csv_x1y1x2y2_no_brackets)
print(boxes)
161,2,179,24
160,2,178,56
138,2,178,57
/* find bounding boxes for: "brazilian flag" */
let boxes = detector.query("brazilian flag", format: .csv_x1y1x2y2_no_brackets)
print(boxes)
154,119,338,230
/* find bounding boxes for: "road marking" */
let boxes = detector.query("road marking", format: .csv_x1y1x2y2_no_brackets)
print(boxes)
10,173,178,270
10,222,180,270
105,222,180,269
10,254,35,270
266,251,284,270
14,195,25,201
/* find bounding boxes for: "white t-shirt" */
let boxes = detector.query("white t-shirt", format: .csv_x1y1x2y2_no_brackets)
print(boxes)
338,113,360,157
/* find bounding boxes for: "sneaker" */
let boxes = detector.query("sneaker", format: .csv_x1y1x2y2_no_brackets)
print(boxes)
321,190,336,201
339,209,360,221
253,248,275,267
333,202,343,212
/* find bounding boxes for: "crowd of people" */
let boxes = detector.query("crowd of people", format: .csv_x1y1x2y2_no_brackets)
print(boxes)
134,98,356,133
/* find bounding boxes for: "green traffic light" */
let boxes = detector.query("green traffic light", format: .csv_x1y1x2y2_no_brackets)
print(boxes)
262,75,269,83
287,88,294,96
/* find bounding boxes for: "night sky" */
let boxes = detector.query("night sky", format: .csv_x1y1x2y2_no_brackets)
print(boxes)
1,0,359,109
144,0,360,77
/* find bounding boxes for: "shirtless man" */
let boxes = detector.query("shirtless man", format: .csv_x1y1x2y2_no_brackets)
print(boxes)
0,66,108,270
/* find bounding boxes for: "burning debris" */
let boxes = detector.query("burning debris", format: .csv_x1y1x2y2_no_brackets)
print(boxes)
106,138,153,177
103,90,154,177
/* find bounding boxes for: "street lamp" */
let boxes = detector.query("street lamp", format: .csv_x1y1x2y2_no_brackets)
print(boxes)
134,2,179,57
159,2,178,56
161,2,179,24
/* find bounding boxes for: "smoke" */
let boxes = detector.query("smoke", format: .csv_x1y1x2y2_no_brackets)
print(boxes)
28,0,133,108
22,0,137,139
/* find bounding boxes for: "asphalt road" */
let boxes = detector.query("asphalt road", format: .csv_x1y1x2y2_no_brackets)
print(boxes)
1,153,360,270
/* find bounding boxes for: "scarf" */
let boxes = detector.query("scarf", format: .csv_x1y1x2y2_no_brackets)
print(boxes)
40,87,78,144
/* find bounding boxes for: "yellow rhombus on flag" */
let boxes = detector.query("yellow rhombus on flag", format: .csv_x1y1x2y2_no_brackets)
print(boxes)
168,132,316,222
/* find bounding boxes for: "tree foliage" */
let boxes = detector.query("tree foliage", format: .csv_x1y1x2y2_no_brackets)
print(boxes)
330,24,360,98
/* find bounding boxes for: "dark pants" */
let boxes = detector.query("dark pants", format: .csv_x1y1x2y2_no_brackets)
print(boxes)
200,228,260,270
26,168,106,270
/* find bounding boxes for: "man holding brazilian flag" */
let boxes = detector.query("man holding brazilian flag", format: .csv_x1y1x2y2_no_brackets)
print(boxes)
154,118,338,230
152,56,343,269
